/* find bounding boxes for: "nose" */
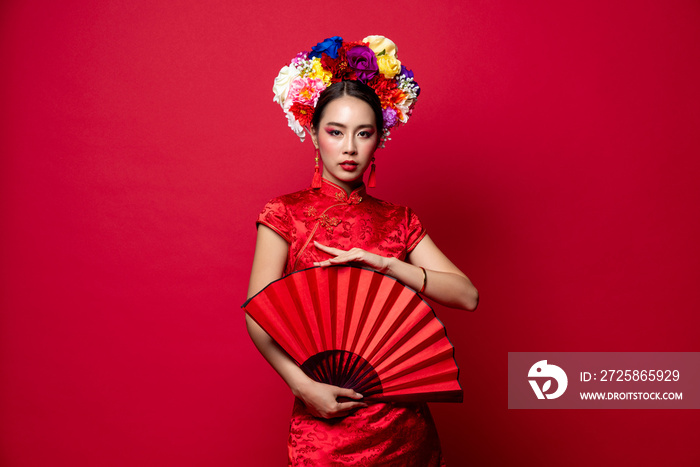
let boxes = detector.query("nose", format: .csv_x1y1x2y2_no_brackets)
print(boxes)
343,136,357,155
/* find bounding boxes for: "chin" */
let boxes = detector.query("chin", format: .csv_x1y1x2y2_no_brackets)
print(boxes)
339,174,365,184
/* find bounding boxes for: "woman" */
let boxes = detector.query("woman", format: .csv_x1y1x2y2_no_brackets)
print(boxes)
246,36,478,466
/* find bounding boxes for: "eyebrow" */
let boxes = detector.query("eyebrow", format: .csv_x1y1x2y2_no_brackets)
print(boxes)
325,122,376,129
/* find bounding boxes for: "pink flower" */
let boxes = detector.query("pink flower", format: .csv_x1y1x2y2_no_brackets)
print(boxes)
285,77,326,109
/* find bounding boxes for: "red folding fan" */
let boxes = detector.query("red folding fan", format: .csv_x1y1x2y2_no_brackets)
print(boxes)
242,265,463,403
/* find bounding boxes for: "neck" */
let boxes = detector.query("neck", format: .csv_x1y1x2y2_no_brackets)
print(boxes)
323,176,363,195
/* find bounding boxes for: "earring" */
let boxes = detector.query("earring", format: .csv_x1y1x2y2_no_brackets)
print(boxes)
368,157,376,188
312,148,322,188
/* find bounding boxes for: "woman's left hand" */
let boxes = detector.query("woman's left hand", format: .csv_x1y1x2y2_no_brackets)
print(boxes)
313,241,389,273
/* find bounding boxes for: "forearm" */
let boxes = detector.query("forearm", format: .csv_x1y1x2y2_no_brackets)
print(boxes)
245,314,314,397
246,314,367,418
385,257,479,311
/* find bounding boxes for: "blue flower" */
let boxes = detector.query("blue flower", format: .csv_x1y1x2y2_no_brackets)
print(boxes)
308,36,343,59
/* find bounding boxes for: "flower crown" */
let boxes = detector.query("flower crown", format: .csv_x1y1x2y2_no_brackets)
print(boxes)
272,35,420,144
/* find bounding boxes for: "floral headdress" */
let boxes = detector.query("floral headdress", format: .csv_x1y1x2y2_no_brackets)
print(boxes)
272,35,420,145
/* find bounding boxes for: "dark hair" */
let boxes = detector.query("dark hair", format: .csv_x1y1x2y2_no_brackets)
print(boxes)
311,81,384,136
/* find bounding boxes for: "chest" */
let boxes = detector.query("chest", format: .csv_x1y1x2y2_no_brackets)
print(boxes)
285,201,411,273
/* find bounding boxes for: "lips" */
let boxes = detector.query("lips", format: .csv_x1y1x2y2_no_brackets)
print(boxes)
340,161,358,171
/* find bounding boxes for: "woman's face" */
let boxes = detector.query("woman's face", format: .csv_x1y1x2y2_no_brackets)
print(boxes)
311,96,379,191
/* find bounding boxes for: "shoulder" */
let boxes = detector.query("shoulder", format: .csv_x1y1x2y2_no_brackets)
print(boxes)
364,194,419,220
267,188,314,206
364,194,426,251
256,187,315,243
260,186,315,211
257,186,318,223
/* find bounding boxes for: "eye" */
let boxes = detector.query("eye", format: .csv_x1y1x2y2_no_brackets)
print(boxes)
325,129,342,136
358,130,375,138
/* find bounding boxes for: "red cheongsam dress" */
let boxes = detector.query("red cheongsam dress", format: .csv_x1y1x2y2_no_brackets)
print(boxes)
257,179,446,467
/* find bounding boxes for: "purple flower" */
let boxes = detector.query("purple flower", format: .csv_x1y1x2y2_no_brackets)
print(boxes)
400,65,420,96
308,36,343,59
383,108,398,128
347,46,379,83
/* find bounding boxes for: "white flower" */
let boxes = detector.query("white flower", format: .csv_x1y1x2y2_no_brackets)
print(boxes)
285,111,306,141
397,76,419,100
272,65,300,108
396,100,413,123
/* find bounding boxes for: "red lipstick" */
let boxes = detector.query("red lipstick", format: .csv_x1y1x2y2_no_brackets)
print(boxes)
340,160,358,171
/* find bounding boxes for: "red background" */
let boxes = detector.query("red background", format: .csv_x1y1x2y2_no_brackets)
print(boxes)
2,1,699,465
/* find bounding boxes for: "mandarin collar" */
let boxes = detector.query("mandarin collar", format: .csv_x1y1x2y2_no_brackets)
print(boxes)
318,179,365,205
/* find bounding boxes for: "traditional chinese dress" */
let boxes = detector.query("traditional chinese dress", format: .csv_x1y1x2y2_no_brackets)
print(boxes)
257,178,446,466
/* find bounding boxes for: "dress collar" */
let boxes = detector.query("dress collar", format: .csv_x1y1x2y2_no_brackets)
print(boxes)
318,178,365,205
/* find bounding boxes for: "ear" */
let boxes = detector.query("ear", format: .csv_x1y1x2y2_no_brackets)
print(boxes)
308,125,319,149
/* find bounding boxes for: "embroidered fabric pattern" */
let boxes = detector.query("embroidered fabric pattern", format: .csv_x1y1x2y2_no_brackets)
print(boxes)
288,399,446,466
318,214,341,233
257,179,426,275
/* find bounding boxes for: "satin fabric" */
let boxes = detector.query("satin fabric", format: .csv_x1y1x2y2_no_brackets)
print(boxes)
257,179,446,466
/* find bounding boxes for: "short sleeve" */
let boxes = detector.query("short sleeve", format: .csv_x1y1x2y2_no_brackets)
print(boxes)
406,208,427,253
256,198,292,243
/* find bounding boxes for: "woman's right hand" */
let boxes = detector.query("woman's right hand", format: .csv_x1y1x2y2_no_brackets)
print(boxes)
294,379,368,419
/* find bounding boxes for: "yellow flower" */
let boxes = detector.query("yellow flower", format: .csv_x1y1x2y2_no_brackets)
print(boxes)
377,55,402,79
363,35,398,57
307,58,333,86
